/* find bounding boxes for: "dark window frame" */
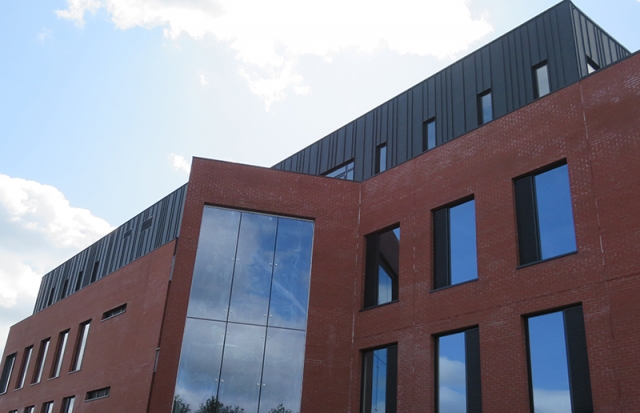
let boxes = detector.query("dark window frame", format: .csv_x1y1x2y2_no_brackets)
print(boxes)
360,343,398,413
375,143,387,174
586,57,600,74
422,118,436,152
60,396,75,413
477,89,493,125
15,346,33,389
50,330,69,379
533,61,550,99
102,304,127,321
0,352,16,394
323,159,355,180
70,320,91,372
363,225,400,309
31,338,50,384
85,386,110,401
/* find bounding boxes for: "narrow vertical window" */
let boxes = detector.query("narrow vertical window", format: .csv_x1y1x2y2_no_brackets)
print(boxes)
436,328,482,413
586,57,599,74
361,344,397,413
71,321,91,372
423,118,436,151
46,287,56,306
15,346,32,389
31,339,49,384
24,406,35,413
364,227,400,308
59,278,69,300
526,306,593,413
74,271,83,292
514,163,576,265
533,62,550,98
41,402,54,413
434,199,478,289
89,261,100,283
50,330,69,378
0,353,16,393
376,144,387,174
478,90,493,125
61,396,75,413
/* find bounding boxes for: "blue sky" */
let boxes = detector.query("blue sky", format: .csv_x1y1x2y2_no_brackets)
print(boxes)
1,0,639,354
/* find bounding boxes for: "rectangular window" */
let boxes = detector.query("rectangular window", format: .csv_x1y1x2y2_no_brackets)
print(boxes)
60,396,75,413
361,344,397,413
324,160,355,180
31,339,49,384
364,227,400,308
15,346,32,389
433,199,478,289
102,304,127,320
74,271,83,292
375,144,387,174
9,410,18,413
423,118,436,151
50,330,69,378
40,402,54,413
46,287,56,307
436,327,482,413
526,305,593,413
86,386,110,401
478,90,493,124
71,321,91,372
24,407,35,413
533,62,550,98
514,163,576,265
0,353,16,393
89,261,100,283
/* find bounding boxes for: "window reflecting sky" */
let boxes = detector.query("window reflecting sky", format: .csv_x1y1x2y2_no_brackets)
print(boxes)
174,207,314,413
372,348,388,413
438,332,466,413
527,311,571,413
449,200,478,285
535,165,576,260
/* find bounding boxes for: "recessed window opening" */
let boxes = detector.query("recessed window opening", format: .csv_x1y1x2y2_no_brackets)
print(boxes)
514,163,576,265
46,287,56,307
74,271,83,292
361,344,397,413
478,89,493,125
141,216,153,231
24,407,35,413
59,278,69,300
16,346,32,389
0,353,16,393
102,304,127,320
71,321,91,372
60,396,75,413
586,57,599,74
41,401,54,413
533,62,550,98
50,330,69,378
31,339,49,384
364,226,400,308
375,144,387,174
324,160,355,180
86,387,110,401
89,261,100,284
433,198,478,289
423,118,436,151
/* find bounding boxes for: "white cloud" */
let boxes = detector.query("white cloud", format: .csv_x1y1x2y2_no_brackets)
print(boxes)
533,388,571,413
0,174,112,355
38,27,53,43
55,0,493,109
169,153,191,174
199,73,209,86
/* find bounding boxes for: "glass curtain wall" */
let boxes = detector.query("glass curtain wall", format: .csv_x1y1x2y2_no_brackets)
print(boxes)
173,207,314,413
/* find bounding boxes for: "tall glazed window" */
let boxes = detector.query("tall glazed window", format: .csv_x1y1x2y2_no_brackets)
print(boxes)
173,207,314,413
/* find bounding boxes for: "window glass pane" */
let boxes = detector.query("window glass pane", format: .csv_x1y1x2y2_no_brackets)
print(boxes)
34,339,49,383
427,120,436,150
228,213,277,326
366,227,399,307
187,207,241,321
72,323,89,371
377,265,393,305
377,145,387,173
449,200,478,285
0,353,15,393
217,323,266,413
535,165,576,259
528,311,571,413
438,332,466,413
52,331,68,378
173,318,225,412
536,65,550,97
268,218,314,329
371,348,388,413
259,328,306,413
480,92,493,124
17,347,32,388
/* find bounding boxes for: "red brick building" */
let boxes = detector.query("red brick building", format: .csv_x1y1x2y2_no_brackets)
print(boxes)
1,2,639,413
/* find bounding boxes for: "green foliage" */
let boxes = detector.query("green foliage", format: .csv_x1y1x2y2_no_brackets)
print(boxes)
172,395,191,413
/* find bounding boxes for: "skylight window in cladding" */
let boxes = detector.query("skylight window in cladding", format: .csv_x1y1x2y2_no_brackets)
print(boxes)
423,118,436,151
325,160,354,180
376,144,387,174
534,62,550,98
478,90,493,125
174,206,314,413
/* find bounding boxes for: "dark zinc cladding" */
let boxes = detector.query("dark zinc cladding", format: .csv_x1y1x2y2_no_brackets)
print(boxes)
173,207,314,413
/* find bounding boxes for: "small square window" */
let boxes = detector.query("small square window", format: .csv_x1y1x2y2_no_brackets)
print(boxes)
361,344,397,413
436,328,481,413
478,90,493,125
533,62,550,98
514,163,576,265
433,198,478,289
423,118,436,151
375,144,387,174
526,305,593,412
364,226,400,308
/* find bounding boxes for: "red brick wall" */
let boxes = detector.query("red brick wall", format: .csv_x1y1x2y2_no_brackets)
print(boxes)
0,241,175,413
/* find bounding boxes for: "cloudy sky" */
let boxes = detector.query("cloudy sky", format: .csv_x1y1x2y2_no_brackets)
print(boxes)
1,0,639,354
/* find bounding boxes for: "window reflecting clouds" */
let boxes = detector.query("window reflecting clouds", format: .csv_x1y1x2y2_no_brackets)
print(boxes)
174,207,314,413
438,333,466,413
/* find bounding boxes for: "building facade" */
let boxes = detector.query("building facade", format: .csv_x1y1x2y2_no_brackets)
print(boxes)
1,2,640,412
